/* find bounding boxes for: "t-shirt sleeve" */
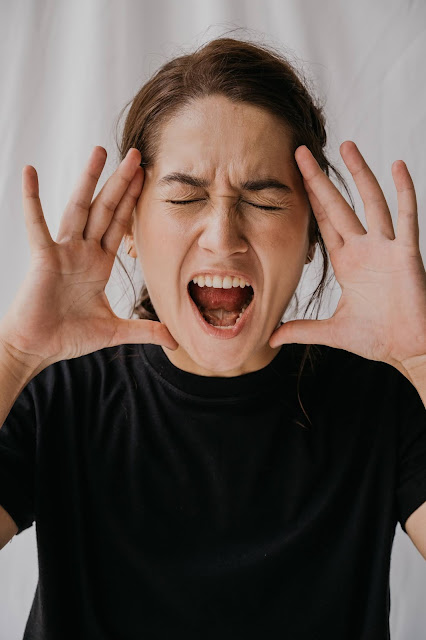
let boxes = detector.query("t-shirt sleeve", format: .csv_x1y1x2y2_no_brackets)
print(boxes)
395,369,426,533
0,382,36,535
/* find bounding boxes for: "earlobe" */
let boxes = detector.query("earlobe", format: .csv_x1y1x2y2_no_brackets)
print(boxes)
123,211,136,254
125,241,137,258
123,230,135,257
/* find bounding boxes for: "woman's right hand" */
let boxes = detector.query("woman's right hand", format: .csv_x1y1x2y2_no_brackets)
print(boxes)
0,146,179,370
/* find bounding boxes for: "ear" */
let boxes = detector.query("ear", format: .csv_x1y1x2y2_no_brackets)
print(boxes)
124,209,136,256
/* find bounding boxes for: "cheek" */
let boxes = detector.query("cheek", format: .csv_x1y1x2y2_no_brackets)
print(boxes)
137,212,188,284
252,216,308,255
138,208,170,255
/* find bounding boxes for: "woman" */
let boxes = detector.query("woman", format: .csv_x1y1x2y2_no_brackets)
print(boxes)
0,37,425,639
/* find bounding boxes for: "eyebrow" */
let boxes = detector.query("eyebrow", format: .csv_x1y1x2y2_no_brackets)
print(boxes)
157,172,293,194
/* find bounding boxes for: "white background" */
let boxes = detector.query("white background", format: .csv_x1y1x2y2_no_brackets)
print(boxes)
0,0,425,638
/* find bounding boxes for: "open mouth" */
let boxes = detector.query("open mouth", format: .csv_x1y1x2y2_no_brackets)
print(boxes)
187,281,255,330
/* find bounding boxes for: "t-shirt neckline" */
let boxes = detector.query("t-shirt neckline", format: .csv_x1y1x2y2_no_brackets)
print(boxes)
140,343,293,399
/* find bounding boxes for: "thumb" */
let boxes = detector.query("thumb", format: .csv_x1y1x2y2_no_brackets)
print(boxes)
110,318,179,350
268,318,335,349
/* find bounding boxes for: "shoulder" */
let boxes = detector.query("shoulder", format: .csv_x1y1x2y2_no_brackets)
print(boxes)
26,344,142,400
291,343,415,399
307,345,423,414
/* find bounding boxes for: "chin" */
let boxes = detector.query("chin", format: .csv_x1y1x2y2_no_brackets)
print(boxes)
182,337,271,376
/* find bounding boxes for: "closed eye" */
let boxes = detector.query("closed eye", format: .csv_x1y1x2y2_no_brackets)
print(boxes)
167,199,282,211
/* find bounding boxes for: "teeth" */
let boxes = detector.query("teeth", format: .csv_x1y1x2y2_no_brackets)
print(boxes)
192,275,251,289
236,300,251,320
213,275,230,288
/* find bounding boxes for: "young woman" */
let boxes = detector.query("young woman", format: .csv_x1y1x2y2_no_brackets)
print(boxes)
0,37,425,639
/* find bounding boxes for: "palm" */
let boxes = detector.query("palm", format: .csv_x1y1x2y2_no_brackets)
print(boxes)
269,141,426,370
10,240,118,361
0,146,178,368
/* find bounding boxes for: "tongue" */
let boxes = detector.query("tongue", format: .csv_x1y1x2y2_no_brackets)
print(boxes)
188,282,253,327
189,282,251,311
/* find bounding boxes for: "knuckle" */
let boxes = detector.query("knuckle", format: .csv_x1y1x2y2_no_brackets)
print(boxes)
29,215,46,226
71,196,91,211
127,183,141,200
100,196,118,212
66,231,81,243
110,215,128,232
120,189,137,207
117,167,134,187
86,169,101,182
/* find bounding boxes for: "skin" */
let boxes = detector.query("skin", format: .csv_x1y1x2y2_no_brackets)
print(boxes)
125,95,316,377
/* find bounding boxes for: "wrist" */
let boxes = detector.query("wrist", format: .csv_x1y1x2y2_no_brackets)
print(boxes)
396,354,426,407
400,353,426,378
0,334,47,380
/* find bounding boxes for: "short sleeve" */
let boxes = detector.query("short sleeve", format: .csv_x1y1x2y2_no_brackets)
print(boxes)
0,382,36,535
395,370,426,533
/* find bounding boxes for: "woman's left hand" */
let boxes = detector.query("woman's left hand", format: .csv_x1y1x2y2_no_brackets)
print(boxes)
268,141,426,372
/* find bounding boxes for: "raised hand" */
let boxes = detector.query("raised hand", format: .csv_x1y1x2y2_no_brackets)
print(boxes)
0,146,178,369
269,141,426,373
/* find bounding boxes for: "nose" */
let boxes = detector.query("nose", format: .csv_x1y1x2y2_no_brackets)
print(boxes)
197,200,249,257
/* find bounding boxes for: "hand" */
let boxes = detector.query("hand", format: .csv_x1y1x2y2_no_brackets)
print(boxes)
0,146,178,368
268,141,426,372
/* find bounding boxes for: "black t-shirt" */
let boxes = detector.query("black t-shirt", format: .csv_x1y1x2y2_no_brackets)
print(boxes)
0,342,425,639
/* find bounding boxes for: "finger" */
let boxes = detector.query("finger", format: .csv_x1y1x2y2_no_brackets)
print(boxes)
109,318,179,350
83,148,141,242
101,166,144,256
56,146,108,242
295,145,366,239
392,160,419,247
21,165,55,252
340,141,395,239
269,317,336,349
303,177,343,254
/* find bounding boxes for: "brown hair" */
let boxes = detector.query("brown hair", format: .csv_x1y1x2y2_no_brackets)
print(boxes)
113,35,355,428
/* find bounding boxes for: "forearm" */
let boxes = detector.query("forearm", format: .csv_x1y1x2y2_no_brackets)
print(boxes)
0,337,47,429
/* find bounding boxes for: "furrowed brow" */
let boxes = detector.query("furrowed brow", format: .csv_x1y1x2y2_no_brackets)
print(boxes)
157,173,293,194
240,178,293,194
157,173,209,188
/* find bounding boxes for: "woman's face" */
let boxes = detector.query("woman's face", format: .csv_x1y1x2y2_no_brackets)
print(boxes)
128,95,315,376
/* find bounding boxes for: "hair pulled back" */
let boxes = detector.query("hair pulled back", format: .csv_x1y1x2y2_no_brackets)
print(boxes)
114,35,355,428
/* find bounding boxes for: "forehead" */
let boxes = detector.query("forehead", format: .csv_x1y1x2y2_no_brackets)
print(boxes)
153,95,296,178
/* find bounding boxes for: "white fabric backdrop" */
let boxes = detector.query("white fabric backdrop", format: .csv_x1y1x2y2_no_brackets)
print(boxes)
0,0,425,638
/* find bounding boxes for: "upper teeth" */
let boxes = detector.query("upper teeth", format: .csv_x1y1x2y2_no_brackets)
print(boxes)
192,275,251,289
